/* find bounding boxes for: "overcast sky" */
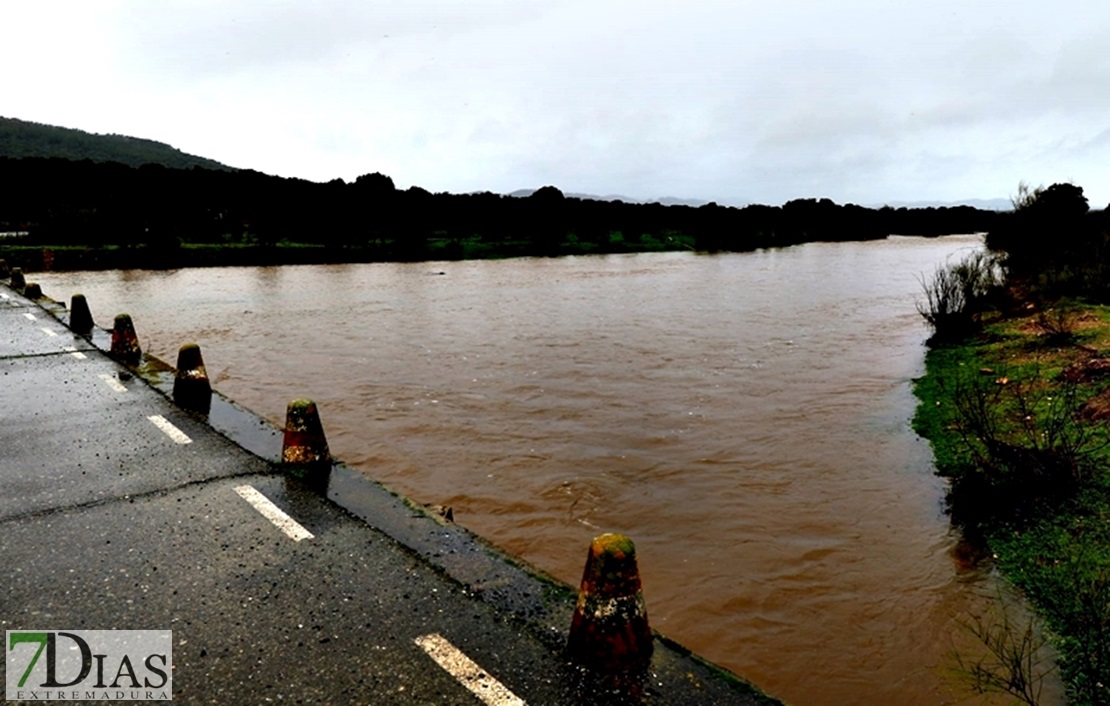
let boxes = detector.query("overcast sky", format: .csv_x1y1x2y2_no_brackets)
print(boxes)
3,1,1108,207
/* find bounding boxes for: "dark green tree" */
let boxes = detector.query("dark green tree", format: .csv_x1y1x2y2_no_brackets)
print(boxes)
527,185,566,255
986,182,1101,296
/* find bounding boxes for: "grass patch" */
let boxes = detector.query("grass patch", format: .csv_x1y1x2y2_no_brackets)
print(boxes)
915,305,1110,704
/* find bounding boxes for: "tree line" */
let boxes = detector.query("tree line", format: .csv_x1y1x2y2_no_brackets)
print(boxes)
0,156,1006,264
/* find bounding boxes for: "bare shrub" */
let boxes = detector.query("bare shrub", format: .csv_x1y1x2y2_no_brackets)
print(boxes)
917,251,1004,344
1011,181,1046,212
952,607,1057,706
1035,302,1080,345
944,370,1107,525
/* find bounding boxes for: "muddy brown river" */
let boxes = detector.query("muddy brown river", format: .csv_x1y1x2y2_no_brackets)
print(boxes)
36,235,1060,705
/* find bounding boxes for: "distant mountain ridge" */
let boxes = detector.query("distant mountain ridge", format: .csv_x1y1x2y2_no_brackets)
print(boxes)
872,197,1012,211
0,117,234,171
1,116,1010,210
507,188,713,207
510,188,1011,211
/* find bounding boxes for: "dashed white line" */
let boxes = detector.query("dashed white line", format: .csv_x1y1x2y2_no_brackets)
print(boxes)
147,415,192,445
23,313,36,321
414,633,527,706
40,327,58,337
98,373,128,393
233,485,314,541
63,346,87,360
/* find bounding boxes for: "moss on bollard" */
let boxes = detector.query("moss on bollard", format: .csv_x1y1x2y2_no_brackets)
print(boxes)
282,398,331,478
10,267,25,290
566,533,653,672
110,313,142,365
0,259,9,278
23,282,42,299
173,343,212,414
69,294,94,334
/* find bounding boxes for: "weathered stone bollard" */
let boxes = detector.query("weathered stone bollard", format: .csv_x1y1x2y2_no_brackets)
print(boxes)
0,259,9,278
10,267,25,290
22,282,42,299
69,294,94,334
110,313,142,365
566,533,653,672
173,343,212,413
282,399,331,477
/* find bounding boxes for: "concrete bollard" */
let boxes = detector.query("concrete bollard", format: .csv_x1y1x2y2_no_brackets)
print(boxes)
110,313,142,365
566,533,653,672
10,267,25,290
282,399,331,475
23,282,42,299
173,343,212,413
0,259,9,278
69,294,94,334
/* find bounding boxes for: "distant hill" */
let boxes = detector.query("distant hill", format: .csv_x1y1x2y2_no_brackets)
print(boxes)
0,117,235,171
875,197,1012,211
508,187,714,207
511,188,1016,211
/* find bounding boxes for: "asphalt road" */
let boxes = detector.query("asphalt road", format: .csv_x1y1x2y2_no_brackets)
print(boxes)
0,281,778,705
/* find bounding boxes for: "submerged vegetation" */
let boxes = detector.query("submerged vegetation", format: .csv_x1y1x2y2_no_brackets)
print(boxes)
915,183,1110,704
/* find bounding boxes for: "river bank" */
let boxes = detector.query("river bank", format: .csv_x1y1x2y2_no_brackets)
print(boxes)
913,298,1110,704
0,233,696,273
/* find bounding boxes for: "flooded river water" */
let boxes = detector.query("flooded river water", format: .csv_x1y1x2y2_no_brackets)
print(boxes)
36,235,1055,705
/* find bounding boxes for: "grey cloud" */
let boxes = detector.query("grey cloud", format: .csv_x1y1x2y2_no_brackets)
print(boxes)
107,0,548,79
7,0,1110,206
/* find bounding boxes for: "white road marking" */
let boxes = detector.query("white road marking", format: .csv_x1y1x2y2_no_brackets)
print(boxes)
40,327,58,337
233,485,314,542
0,293,9,299
23,313,36,320
414,634,527,706
98,373,128,393
147,415,192,445
62,346,88,360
